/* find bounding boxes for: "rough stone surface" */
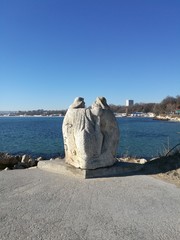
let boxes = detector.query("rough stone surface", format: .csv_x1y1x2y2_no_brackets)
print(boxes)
0,152,20,167
0,169,180,240
62,97,119,169
21,154,30,164
0,153,38,170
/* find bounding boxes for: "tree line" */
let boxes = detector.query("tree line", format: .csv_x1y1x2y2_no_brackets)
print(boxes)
109,95,180,115
16,109,67,116
15,95,180,116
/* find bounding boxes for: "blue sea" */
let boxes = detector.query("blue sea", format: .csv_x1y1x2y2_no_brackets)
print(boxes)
0,117,180,159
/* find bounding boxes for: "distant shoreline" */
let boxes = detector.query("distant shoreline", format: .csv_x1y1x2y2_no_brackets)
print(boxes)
1,113,180,121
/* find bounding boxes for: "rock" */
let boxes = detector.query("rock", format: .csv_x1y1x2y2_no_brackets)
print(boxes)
28,158,37,167
62,97,120,169
0,152,20,166
118,157,147,164
137,158,147,164
21,155,30,164
4,167,11,171
13,162,27,169
37,157,43,161
0,152,38,170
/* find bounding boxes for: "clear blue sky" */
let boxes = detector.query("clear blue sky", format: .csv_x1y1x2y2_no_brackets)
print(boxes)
0,0,180,111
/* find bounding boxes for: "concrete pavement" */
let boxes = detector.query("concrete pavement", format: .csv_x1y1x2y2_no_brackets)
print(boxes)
0,168,180,240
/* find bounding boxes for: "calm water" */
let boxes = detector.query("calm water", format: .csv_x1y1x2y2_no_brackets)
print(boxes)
0,117,180,159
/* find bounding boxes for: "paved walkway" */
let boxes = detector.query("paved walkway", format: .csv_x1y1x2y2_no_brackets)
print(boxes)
0,168,180,240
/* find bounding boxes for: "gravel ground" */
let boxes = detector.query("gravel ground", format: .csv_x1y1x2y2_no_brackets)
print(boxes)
0,168,180,240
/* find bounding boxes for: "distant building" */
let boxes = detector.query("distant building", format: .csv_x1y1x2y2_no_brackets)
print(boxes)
131,112,143,117
175,109,180,115
125,100,134,106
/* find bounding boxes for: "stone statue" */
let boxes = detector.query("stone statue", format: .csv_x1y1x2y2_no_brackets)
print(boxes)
62,97,120,169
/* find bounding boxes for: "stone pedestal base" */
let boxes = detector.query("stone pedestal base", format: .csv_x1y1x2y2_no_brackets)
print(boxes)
38,158,144,179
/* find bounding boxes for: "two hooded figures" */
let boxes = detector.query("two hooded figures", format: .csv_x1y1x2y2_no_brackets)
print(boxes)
62,97,120,169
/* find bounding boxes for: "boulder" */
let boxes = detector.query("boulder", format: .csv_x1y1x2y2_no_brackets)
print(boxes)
21,155,30,164
0,152,20,168
0,152,38,169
